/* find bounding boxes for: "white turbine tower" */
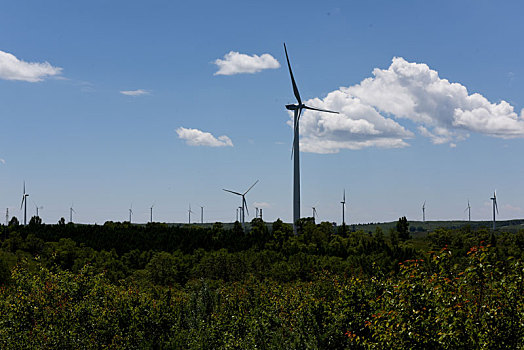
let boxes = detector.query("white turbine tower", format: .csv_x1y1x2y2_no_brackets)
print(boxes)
188,204,194,224
69,204,76,223
20,182,29,225
223,180,259,228
465,200,471,222
284,43,338,234
201,206,204,224
422,201,426,223
490,191,498,230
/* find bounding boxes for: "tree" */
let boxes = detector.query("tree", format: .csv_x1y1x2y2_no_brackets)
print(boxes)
396,216,410,241
58,217,66,226
29,216,42,226
8,217,19,227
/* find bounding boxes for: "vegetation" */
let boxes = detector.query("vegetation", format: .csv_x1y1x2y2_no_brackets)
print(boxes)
0,217,522,348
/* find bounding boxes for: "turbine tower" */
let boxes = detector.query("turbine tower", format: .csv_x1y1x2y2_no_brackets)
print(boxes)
422,201,426,223
201,206,204,224
341,189,346,227
188,204,194,224
129,204,133,223
150,204,154,223
284,43,338,234
465,200,471,222
33,201,43,218
490,191,498,230
69,204,76,223
312,207,318,221
223,180,259,228
20,182,29,225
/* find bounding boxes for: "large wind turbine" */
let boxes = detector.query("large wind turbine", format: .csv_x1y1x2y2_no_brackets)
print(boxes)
223,180,259,228
422,201,426,223
284,43,338,234
490,191,498,230
20,182,29,225
465,200,471,222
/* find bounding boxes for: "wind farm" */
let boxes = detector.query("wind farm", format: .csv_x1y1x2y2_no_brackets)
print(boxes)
1,2,524,347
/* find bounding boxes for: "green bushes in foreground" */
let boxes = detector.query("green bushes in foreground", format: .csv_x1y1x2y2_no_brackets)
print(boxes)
0,244,522,349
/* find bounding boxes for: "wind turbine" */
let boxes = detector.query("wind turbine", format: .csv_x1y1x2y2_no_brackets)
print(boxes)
129,204,133,223
341,189,346,227
284,43,338,234
33,200,43,218
465,200,471,222
69,204,76,223
201,206,204,224
312,207,318,221
422,201,426,223
223,180,259,228
188,204,194,224
490,191,498,230
150,204,154,223
20,182,29,225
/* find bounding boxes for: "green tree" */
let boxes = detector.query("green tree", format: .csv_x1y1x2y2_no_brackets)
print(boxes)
397,216,410,241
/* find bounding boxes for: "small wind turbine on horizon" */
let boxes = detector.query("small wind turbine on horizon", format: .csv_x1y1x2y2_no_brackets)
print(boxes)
188,204,194,224
20,182,29,225
284,43,338,234
223,180,259,228
465,200,471,222
33,200,43,218
69,204,76,223
129,204,133,223
422,201,426,223
341,189,347,227
150,204,155,223
490,191,498,230
201,206,204,224
312,207,318,222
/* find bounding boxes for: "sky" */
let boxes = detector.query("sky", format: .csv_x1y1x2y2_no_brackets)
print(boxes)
1,0,524,225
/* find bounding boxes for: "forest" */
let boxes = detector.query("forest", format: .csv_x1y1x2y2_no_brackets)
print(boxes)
0,216,522,349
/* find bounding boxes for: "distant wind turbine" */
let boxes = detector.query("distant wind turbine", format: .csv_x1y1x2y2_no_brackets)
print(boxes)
188,204,194,224
422,201,426,223
129,204,133,223
284,43,338,234
201,206,204,224
312,207,318,221
150,204,154,223
69,204,76,223
33,200,43,218
20,182,29,225
223,180,259,228
490,191,498,230
341,189,346,227
465,200,471,222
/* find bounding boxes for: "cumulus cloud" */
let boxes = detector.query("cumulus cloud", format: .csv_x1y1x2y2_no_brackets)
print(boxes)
176,127,233,147
297,57,524,153
120,89,149,96
253,201,271,208
214,51,280,75
0,159,5,164
0,50,62,82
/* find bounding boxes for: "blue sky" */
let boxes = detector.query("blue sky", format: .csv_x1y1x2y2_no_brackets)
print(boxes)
1,0,524,225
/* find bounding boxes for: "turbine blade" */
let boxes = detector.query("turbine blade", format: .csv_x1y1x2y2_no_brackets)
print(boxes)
291,109,301,160
283,43,302,105
243,197,249,216
303,105,338,114
223,189,242,196
20,196,25,210
244,180,259,195
495,199,498,214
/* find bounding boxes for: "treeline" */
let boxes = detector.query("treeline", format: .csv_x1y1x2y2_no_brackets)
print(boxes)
0,217,523,348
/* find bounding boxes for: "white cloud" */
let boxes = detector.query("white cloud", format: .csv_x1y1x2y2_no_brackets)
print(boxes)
294,91,413,154
297,57,524,153
214,51,280,75
0,50,62,82
347,57,524,144
176,127,233,147
120,89,149,96
0,159,5,164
